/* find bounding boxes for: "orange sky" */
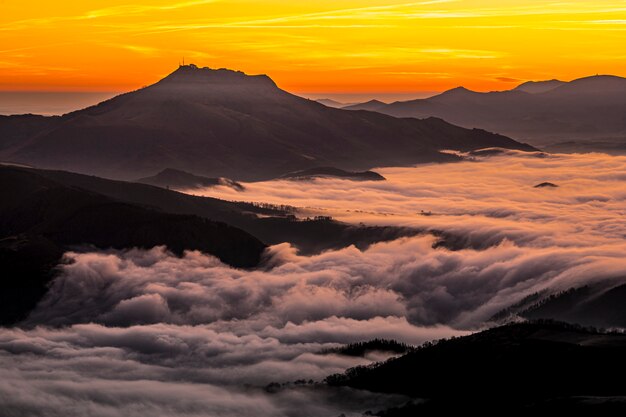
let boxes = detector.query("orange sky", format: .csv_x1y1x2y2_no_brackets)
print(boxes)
1,0,626,94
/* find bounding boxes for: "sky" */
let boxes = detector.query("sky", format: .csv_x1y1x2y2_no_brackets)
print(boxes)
1,0,626,98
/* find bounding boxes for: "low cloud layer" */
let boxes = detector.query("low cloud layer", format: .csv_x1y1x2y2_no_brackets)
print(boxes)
2,151,626,415
201,150,626,250
24,238,626,330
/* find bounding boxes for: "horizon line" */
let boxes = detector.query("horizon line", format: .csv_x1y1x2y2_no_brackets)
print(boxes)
1,65,624,96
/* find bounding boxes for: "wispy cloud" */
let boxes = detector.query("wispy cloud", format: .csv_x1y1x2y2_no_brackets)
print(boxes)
113,44,162,57
2,0,626,91
588,19,626,24
0,0,220,31
83,0,221,19
126,1,460,34
418,48,504,59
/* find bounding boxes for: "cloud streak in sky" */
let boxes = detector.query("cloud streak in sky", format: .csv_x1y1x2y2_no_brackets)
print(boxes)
3,1,626,93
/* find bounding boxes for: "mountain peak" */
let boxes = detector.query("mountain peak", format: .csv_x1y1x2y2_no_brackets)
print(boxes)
158,64,277,88
342,99,387,111
1,64,535,181
548,74,626,95
136,167,244,191
441,86,475,95
429,86,477,102
514,79,565,94
568,74,626,86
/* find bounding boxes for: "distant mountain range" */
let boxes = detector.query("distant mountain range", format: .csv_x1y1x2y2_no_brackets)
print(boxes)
343,75,626,152
314,98,355,108
514,79,566,94
0,64,534,181
342,99,387,112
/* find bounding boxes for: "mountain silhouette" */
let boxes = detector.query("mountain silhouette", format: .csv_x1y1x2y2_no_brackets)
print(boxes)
279,166,385,181
0,166,267,324
342,99,387,111
534,181,558,188
137,168,244,190
514,79,565,94
352,75,626,151
0,64,534,181
0,166,266,266
1,164,435,324
315,98,353,108
326,320,626,414
13,165,421,255
492,282,626,328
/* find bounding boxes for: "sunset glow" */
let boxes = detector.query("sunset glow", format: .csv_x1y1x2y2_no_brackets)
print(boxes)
2,1,626,414
2,0,626,93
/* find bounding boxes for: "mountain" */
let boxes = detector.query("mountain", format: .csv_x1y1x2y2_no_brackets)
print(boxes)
136,168,244,190
1,165,436,324
0,166,267,324
534,181,558,188
315,98,353,108
15,165,423,255
0,64,534,181
321,339,412,357
369,75,626,151
0,167,266,266
320,339,413,357
514,79,565,94
0,114,59,152
522,284,626,327
342,99,387,111
0,235,65,326
493,281,626,328
279,166,385,181
326,321,626,414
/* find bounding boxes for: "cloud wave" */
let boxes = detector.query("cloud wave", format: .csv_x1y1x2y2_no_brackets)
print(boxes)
3,151,626,415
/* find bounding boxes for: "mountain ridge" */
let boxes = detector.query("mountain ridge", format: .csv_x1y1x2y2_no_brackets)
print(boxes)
514,79,565,94
342,99,387,111
136,168,245,190
0,64,536,181
348,74,626,151
325,320,626,415
0,165,268,324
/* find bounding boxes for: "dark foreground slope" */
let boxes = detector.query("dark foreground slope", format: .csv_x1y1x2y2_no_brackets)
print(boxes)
32,166,421,254
0,167,266,324
492,281,626,328
0,65,534,180
0,165,423,324
326,321,626,414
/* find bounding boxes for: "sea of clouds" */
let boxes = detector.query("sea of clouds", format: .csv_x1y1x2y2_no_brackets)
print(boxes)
2,151,626,416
